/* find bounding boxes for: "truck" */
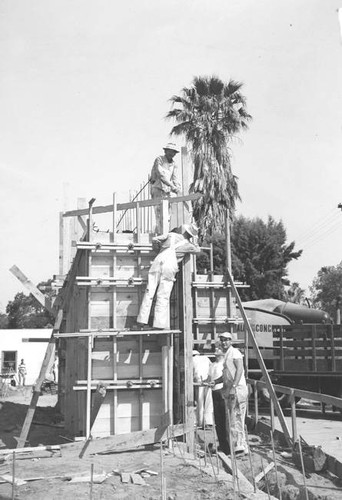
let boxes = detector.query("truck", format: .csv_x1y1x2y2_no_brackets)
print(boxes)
237,299,342,407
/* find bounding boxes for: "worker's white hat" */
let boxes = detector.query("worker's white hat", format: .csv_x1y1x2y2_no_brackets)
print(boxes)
192,349,200,355
163,142,180,153
182,223,198,238
219,332,233,340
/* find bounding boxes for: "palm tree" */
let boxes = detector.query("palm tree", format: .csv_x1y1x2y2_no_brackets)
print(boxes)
166,76,251,237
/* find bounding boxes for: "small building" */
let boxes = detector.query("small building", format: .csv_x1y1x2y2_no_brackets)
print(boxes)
0,329,51,385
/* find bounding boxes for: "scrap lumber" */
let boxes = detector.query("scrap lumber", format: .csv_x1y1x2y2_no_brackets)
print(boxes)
69,473,107,484
217,451,255,494
0,445,61,456
77,423,190,456
130,473,146,485
0,474,26,486
293,443,326,473
121,473,130,483
255,461,275,483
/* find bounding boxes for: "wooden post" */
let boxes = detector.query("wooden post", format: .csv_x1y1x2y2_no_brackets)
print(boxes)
59,212,64,275
112,193,117,244
254,380,259,424
168,336,174,427
183,254,194,453
136,201,141,243
179,146,195,452
270,398,275,433
161,199,169,235
290,389,298,442
88,198,96,243
225,210,233,322
86,335,93,438
162,346,168,415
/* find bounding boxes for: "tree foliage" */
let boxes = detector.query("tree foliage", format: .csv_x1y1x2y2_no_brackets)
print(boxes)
4,280,55,329
166,75,251,237
197,215,302,300
0,313,8,329
310,262,342,319
283,282,307,305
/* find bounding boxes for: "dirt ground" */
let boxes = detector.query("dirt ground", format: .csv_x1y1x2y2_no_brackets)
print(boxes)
1,387,342,500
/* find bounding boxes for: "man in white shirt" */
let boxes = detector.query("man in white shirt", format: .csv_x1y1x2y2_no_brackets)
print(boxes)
150,143,181,233
193,350,213,428
220,331,248,455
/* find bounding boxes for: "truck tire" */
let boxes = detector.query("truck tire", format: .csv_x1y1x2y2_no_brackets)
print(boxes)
260,387,292,408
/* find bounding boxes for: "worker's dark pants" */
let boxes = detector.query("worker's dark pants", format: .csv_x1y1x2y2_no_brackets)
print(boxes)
212,389,230,455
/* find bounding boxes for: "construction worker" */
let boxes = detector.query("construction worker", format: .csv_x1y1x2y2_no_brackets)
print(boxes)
18,359,27,386
150,142,181,233
208,348,230,454
220,331,249,455
137,223,200,329
193,350,213,428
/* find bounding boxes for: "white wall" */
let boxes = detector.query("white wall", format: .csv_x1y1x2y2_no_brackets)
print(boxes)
0,329,51,385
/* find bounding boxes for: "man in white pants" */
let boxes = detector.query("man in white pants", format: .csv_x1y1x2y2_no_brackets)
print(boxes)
193,350,213,428
220,332,248,455
137,224,200,329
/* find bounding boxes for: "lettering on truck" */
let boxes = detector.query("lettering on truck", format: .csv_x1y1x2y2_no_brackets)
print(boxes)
254,324,286,333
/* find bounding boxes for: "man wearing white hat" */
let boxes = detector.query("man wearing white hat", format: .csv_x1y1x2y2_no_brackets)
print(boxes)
219,332,248,455
150,143,181,233
137,223,200,329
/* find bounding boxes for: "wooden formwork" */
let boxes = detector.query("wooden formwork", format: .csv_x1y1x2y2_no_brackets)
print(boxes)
56,195,191,439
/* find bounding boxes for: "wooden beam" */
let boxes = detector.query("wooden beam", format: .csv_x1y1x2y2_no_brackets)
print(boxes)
62,193,201,218
183,254,195,453
16,309,63,448
9,265,54,315
86,423,190,455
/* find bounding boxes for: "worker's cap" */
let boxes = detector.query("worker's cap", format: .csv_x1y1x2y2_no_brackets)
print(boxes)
163,142,180,153
192,349,200,355
182,223,198,238
219,332,233,340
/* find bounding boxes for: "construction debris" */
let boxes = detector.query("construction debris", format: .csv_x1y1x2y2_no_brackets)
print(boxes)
292,442,327,473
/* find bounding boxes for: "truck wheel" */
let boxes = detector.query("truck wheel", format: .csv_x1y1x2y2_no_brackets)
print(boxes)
260,387,291,408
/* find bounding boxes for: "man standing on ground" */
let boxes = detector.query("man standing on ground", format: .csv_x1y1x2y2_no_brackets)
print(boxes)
193,350,213,428
150,143,181,233
18,359,27,386
209,347,230,454
220,331,249,455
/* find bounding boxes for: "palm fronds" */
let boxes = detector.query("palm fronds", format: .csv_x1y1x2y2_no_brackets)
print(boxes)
166,75,251,237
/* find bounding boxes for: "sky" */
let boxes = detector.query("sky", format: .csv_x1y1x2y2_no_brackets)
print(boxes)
1,0,342,312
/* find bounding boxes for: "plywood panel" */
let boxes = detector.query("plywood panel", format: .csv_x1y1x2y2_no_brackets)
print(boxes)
91,392,114,437
141,352,162,377
142,389,162,430
92,340,115,380
116,390,140,434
